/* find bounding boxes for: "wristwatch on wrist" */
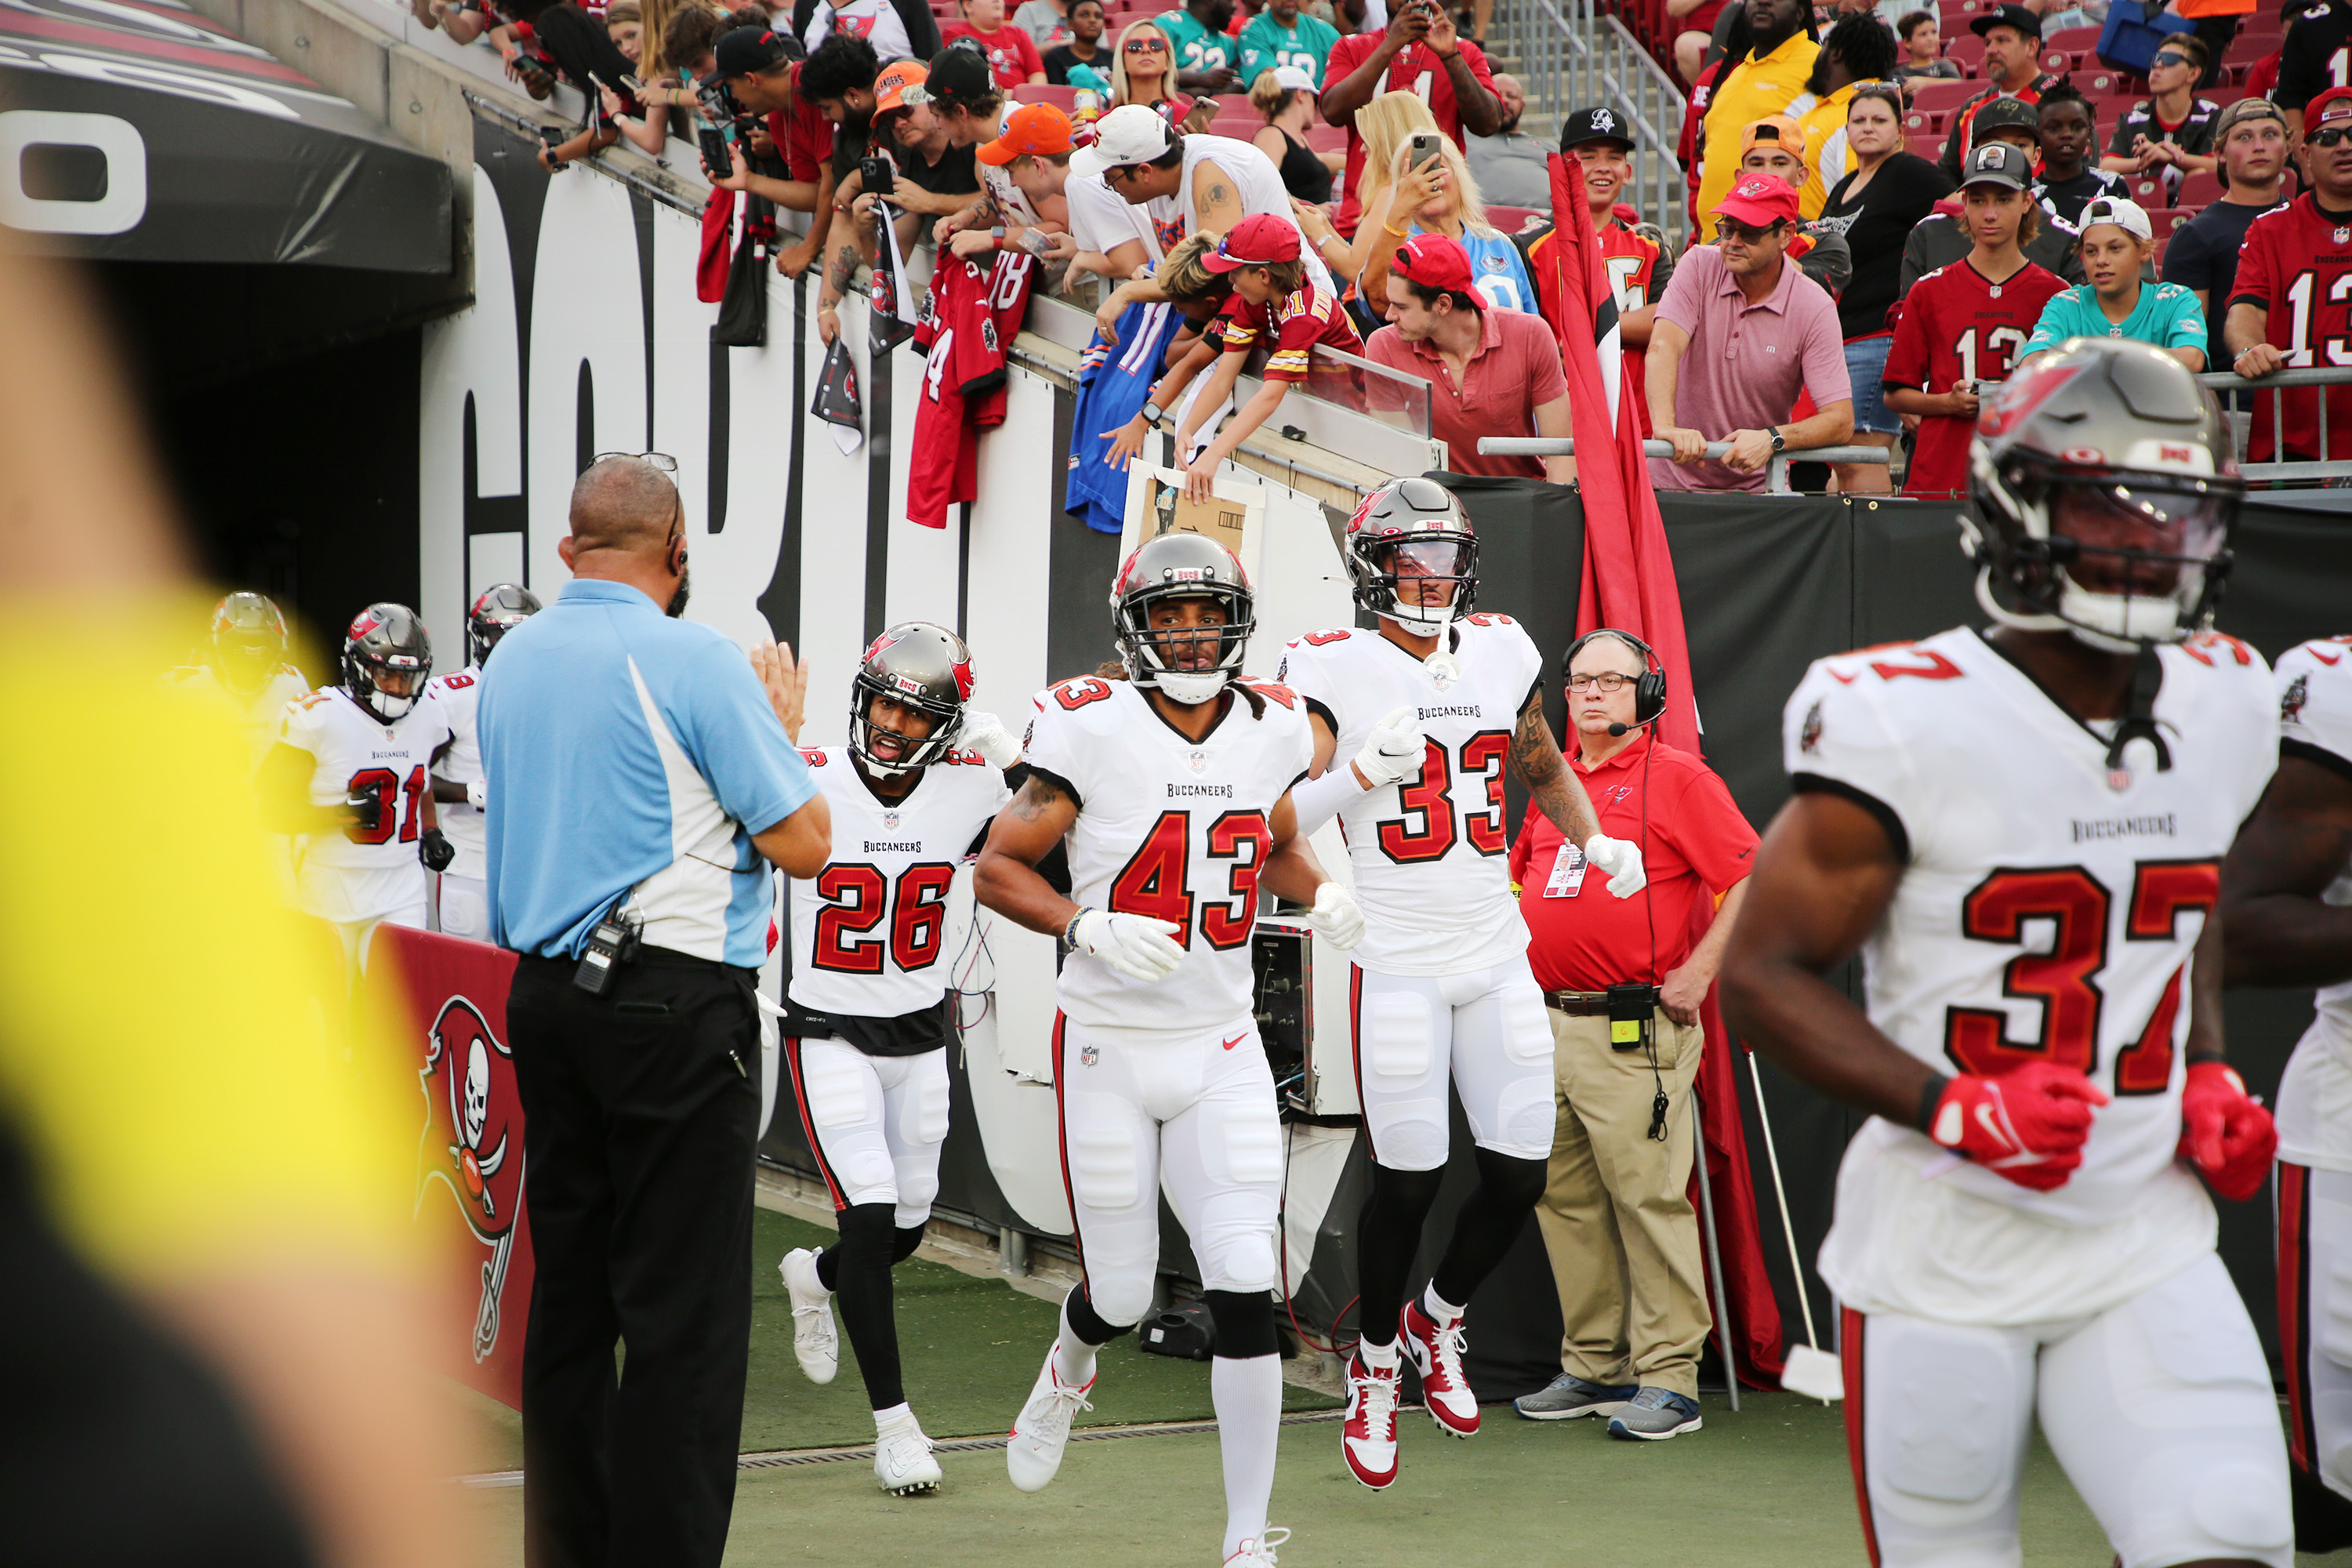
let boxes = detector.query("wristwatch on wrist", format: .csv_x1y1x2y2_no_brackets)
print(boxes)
1142,400,1166,423
1768,426,1788,454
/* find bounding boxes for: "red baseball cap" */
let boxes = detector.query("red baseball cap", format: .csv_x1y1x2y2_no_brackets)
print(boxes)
1388,231,1487,307
1712,172,1801,229
1203,212,1302,272
2310,85,2352,127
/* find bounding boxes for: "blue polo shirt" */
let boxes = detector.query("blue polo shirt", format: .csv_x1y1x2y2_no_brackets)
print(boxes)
478,580,815,968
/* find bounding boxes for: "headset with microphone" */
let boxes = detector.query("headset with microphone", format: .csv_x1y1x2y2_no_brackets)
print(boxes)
1563,628,1668,736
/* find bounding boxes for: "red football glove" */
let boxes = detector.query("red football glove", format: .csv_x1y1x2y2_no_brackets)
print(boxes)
1928,1062,2108,1192
2178,1061,2278,1202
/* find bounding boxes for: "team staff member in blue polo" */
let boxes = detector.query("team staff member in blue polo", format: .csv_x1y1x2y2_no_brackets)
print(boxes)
479,453,832,1568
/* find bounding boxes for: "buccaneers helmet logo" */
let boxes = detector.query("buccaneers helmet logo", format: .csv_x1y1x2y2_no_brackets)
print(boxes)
2282,673,2310,726
419,996,524,1363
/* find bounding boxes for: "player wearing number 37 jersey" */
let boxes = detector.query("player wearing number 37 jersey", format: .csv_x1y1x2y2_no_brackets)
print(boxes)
976,532,1363,1568
1724,341,2292,1568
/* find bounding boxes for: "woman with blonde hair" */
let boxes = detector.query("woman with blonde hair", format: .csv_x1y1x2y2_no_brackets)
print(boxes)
1291,92,1434,293
1249,66,1340,203
1111,19,1203,124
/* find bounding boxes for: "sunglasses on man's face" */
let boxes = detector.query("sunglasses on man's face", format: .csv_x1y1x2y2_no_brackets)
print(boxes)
1715,218,1782,243
2314,124,2352,147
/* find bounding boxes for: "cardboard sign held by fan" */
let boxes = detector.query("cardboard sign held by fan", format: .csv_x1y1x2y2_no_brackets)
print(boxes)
1117,461,1265,586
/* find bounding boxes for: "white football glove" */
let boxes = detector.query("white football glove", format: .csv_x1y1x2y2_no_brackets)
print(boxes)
1583,833,1647,898
466,778,488,811
1352,706,1427,789
1307,881,1365,949
960,710,1022,770
1073,908,1187,982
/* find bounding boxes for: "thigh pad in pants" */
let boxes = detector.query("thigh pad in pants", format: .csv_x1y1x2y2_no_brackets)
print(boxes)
1354,969,1450,1172
1444,956,1557,1161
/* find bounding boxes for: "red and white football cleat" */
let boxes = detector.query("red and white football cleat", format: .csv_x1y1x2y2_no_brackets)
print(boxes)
1401,1301,1479,1437
1341,1352,1400,1490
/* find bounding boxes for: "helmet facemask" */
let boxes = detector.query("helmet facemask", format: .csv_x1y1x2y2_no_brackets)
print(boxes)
1116,584,1253,704
1969,454,2234,654
1361,535,1477,637
849,677,963,776
350,653,426,723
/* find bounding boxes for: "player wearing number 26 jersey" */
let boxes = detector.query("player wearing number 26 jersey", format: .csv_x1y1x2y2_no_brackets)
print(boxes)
1726,341,2293,1568
1276,477,1644,1488
977,532,1362,1567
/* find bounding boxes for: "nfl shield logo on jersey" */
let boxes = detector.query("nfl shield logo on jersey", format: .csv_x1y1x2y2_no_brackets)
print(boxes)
881,810,902,832
1187,749,1210,774
1081,1044,1100,1068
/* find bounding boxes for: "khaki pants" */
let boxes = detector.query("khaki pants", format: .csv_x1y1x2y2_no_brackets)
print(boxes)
1534,1006,1711,1399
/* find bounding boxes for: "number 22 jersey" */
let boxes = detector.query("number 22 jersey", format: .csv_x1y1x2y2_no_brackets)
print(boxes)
1784,626,2276,1323
1022,677,1313,1033
1276,615,1541,977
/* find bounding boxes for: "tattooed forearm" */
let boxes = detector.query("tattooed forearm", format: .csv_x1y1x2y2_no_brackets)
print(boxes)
825,242,857,293
1511,694,1599,843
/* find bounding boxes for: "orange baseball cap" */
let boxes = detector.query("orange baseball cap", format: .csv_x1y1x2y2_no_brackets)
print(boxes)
978,101,1075,165
1739,114,1808,162
873,60,927,115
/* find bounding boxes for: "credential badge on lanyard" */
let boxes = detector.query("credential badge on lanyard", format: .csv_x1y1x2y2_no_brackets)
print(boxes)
1543,840,1588,898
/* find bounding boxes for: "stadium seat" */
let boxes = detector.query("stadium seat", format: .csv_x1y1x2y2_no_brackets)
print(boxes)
1014,83,1080,107
1308,122,1346,153
1909,78,1978,112
2074,67,2134,95
2047,24,2101,50
1214,92,1254,115
2177,169,2224,206
2147,206,2193,234
1946,34,1986,72
1485,204,1544,234
1905,108,1950,136
2129,174,2165,203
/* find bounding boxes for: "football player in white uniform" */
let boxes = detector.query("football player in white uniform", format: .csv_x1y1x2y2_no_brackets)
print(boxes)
771,622,1022,1496
260,604,456,967
162,592,309,769
1272,477,1647,1488
975,532,1365,1568
2220,633,2352,1555
1722,340,2292,1568
426,584,542,942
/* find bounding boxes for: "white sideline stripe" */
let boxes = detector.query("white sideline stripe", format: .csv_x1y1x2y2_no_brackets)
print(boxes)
456,1409,1346,1488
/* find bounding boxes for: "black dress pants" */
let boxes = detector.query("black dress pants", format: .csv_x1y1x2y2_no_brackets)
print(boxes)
508,949,760,1568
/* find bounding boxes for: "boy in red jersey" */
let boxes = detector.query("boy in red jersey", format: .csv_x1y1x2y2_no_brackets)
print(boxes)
2225,85,2352,463
1883,142,2063,497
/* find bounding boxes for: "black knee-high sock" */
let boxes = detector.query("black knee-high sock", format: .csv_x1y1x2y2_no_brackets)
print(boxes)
1355,1163,1445,1345
826,1203,912,1410
815,1215,925,1291
1429,1148,1548,1312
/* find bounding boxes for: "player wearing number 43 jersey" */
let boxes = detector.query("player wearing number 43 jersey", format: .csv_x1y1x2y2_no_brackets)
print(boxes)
2220,633,2352,1555
772,622,1021,1498
1273,477,1646,1488
259,604,454,966
1723,340,2294,1568
976,532,1364,1568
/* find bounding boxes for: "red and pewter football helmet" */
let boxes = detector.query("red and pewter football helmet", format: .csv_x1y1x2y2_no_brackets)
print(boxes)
342,603,433,724
849,621,975,774
1968,339,2240,653
1110,530,1255,705
468,583,543,666
1345,476,1479,637
209,591,289,696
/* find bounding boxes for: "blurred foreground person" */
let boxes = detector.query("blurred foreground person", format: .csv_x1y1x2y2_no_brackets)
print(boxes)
162,590,307,767
0,247,460,1567
1723,340,2292,1567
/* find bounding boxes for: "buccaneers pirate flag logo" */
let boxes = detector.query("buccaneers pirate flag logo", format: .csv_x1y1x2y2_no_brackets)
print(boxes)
418,996,524,1363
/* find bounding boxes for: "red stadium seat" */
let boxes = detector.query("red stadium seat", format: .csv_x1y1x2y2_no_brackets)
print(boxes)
2073,67,2132,95
1014,83,1080,107
2177,169,2224,206
1307,122,1347,153
1905,108,1950,136
1485,204,1545,234
2129,174,2165,203
1946,34,1986,70
2047,24,2100,50
2147,206,2194,234
2042,47,2071,73
1909,78,1978,112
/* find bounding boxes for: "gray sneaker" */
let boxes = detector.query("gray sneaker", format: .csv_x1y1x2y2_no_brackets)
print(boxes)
1606,1386,1703,1440
1513,1372,1639,1421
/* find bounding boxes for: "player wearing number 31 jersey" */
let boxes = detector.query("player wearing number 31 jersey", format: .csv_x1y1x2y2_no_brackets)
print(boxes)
1275,477,1644,1490
1724,341,2292,1568
977,532,1363,1568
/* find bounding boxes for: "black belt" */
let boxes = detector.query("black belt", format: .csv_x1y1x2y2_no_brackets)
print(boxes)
1544,991,1613,1016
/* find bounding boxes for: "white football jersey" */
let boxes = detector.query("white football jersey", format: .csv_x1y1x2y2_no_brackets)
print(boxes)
1275,615,1541,976
425,666,487,871
278,685,454,924
2274,636,2352,1174
786,746,1011,1024
1022,676,1314,1033
1786,626,2277,1323
162,661,310,771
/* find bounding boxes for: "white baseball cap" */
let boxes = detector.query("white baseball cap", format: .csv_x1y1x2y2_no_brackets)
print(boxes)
1069,103,1176,180
1270,64,1316,92
2078,194,2152,241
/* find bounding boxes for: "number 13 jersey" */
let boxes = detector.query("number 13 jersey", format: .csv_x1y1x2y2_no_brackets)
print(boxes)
1022,677,1313,1033
1276,615,1542,977
1783,626,2276,1322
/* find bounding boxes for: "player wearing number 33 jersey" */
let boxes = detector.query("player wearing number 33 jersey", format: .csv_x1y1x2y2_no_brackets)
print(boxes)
1724,341,2294,1568
1276,477,1643,1491
977,532,1360,1568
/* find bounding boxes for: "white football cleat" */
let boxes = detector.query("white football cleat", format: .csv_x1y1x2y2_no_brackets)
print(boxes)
779,1247,838,1385
1006,1341,1094,1493
874,1410,943,1495
1225,1526,1291,1566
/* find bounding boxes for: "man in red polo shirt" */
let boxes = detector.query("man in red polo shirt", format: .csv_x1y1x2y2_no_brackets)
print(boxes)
1316,0,1500,237
1504,628,1756,1440
1362,232,1572,482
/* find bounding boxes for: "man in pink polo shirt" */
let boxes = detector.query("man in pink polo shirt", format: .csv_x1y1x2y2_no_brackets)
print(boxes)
1646,173,1853,492
1363,232,1574,482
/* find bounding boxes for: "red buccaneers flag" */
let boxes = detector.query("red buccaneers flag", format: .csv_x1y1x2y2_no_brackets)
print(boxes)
1538,151,1789,1387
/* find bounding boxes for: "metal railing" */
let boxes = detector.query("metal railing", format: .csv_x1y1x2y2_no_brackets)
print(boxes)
1494,0,1690,252
1481,436,1889,493
2196,365,2352,484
